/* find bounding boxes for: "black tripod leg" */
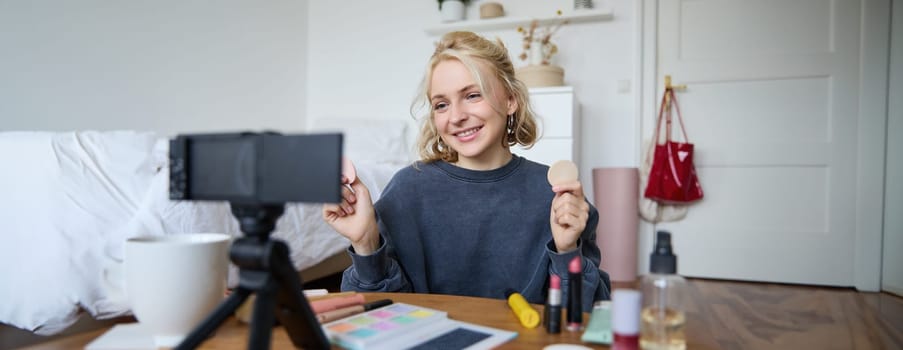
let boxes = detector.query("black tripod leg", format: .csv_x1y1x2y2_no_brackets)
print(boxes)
176,287,252,350
248,278,277,350
270,241,331,349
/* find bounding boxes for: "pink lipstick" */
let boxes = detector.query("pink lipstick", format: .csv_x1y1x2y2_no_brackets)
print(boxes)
567,256,583,331
546,274,562,333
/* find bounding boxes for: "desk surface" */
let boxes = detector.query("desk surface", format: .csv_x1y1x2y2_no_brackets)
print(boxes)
28,292,614,349
23,279,903,349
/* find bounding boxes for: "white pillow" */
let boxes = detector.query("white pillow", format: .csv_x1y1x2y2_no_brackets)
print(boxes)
309,117,412,164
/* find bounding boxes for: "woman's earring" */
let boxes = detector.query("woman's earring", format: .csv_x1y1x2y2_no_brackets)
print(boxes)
506,114,516,142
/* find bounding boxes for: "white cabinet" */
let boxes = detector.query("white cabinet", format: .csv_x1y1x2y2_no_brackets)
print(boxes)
513,86,578,166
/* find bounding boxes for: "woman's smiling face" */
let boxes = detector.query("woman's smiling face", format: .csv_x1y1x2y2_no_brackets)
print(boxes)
429,58,517,170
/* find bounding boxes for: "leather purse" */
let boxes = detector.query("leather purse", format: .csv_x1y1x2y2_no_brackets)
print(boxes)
639,137,688,223
643,88,704,204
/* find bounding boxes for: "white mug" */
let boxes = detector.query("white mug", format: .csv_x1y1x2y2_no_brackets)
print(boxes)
105,233,231,347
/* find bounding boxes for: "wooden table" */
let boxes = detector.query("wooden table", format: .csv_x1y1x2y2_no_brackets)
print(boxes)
24,279,903,349
26,292,611,349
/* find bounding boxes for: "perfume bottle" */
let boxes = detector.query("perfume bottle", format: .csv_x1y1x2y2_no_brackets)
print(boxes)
640,231,687,350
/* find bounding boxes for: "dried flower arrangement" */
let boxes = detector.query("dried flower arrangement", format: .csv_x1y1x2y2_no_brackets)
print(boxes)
517,11,569,66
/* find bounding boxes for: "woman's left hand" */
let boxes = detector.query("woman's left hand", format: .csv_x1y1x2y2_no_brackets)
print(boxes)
549,180,590,253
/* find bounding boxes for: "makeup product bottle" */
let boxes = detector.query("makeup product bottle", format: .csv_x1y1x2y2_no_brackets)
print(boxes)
567,256,583,331
545,274,562,333
640,231,687,350
611,289,641,350
505,289,540,328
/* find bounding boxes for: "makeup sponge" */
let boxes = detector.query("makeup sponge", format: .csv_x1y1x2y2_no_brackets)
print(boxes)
547,160,579,186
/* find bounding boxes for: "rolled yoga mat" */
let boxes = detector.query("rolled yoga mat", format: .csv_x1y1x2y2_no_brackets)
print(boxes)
592,168,639,282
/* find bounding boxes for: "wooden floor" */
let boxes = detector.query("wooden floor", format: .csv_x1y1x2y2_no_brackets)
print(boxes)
656,278,903,350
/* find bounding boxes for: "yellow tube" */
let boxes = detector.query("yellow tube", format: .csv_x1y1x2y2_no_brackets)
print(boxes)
506,290,540,328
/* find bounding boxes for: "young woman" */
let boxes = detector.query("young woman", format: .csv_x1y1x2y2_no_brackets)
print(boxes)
322,31,610,311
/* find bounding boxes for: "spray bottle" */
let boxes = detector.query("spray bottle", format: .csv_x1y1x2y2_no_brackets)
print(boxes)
640,231,687,350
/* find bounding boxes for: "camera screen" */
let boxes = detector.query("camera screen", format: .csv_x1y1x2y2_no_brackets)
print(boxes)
170,133,342,204
189,137,257,200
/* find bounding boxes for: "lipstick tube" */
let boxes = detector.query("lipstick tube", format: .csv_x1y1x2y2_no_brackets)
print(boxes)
546,274,562,333
316,299,393,324
567,256,583,331
309,293,365,314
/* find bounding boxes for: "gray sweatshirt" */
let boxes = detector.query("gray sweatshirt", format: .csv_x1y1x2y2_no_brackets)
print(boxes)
340,155,611,312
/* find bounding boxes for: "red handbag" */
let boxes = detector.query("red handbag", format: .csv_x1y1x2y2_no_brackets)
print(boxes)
644,88,704,203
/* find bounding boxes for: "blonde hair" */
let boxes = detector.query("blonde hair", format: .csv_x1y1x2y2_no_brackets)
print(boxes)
410,31,538,163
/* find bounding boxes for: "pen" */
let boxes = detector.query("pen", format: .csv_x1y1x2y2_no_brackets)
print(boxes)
316,299,393,324
302,289,329,297
307,291,358,301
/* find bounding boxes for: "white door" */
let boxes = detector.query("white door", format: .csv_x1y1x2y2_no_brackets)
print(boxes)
641,0,875,287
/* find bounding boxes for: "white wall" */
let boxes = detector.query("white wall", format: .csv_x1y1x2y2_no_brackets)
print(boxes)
0,0,309,136
0,0,639,195
307,0,640,196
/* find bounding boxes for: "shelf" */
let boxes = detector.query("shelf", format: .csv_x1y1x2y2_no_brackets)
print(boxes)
528,86,574,94
424,8,613,36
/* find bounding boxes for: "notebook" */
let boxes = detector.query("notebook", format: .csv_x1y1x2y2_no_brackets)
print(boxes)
322,302,517,350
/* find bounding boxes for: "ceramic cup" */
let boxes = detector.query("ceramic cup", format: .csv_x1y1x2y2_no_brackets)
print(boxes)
105,233,231,347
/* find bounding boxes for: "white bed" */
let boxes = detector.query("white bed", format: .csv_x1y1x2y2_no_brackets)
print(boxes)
0,119,411,337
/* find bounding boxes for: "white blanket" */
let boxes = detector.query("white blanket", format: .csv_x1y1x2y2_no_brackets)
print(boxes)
0,130,404,335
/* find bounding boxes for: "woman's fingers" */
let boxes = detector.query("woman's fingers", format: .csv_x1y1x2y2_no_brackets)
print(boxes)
322,203,343,220
551,192,589,228
326,179,374,219
553,210,587,228
323,195,355,218
342,181,357,204
553,192,588,212
551,180,584,198
324,182,360,217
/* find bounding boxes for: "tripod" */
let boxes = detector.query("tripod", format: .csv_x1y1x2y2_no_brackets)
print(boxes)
176,203,330,350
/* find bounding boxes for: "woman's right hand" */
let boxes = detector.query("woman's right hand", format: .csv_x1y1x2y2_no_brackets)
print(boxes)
322,178,381,255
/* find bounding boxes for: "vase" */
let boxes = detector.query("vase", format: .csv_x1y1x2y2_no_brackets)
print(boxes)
479,2,504,19
593,168,640,283
528,41,544,66
515,65,565,88
440,0,465,23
